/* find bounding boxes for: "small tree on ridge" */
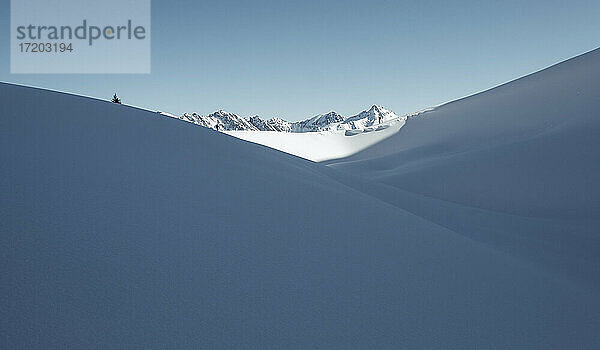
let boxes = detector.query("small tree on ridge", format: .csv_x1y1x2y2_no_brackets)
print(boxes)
111,93,121,104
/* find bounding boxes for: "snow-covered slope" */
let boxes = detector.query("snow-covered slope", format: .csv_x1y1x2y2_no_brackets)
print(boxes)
326,48,600,291
3,82,600,348
166,106,407,161
220,106,406,162
328,48,600,218
226,117,406,161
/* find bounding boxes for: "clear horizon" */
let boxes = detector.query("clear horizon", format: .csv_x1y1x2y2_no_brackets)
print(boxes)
1,0,599,121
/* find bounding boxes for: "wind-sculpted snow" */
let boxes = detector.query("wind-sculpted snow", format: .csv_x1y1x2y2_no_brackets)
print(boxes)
2,80,600,348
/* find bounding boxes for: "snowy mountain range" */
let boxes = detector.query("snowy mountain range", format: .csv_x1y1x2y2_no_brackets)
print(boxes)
170,105,400,133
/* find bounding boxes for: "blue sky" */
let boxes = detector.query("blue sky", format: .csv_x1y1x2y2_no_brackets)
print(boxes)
1,0,599,121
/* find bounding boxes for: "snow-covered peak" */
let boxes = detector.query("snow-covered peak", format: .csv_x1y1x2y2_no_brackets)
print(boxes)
174,105,402,133
290,111,345,132
179,110,258,131
265,117,292,132
246,115,292,132
343,105,399,129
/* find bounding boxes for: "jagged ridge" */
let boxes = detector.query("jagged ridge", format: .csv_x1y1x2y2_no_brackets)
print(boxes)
172,105,400,133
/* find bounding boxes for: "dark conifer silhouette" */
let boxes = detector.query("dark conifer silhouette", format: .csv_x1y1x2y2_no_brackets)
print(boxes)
111,93,121,104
